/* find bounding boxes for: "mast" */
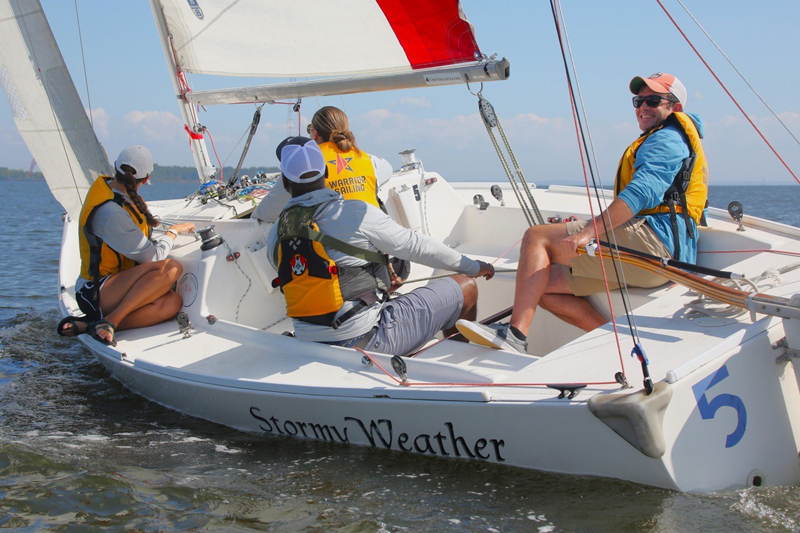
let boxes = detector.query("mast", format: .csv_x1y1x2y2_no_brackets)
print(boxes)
148,0,216,182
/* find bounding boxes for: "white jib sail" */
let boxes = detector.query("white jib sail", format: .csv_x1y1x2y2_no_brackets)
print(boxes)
0,0,111,220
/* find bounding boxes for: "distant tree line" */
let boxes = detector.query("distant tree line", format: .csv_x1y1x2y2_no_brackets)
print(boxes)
0,164,279,182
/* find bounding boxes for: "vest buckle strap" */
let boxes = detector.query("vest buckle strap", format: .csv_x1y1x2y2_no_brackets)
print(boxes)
322,326,378,349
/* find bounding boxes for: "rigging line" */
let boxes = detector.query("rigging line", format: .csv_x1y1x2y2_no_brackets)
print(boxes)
16,0,85,207
556,0,641,344
204,128,224,182
674,0,800,149
655,0,800,185
550,0,635,364
357,349,618,388
73,0,93,127
220,120,255,169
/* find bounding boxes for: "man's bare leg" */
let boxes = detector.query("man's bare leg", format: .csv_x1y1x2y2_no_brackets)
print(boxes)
538,265,606,332
508,224,580,336
443,274,477,340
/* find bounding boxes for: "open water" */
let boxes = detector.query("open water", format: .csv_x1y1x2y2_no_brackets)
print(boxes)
1,180,800,531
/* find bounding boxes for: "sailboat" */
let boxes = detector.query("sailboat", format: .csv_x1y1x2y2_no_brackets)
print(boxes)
2,0,800,493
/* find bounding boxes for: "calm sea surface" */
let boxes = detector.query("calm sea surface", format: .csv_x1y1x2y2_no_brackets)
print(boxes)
1,181,799,530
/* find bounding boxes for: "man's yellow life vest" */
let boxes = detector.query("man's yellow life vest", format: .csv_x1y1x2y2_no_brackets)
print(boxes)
275,204,389,328
319,142,379,207
79,177,151,281
614,112,708,260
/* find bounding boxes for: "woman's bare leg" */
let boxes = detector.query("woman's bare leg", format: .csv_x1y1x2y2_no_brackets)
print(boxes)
95,259,183,341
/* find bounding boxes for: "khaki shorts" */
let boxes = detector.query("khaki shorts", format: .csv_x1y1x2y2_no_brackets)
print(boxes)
559,218,671,296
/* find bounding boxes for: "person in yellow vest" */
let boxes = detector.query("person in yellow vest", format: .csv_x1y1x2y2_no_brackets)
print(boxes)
307,105,409,288
457,73,708,353
252,106,393,223
267,137,494,356
57,145,195,346
307,105,392,207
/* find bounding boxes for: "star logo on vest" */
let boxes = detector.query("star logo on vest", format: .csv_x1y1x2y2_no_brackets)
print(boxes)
290,254,308,276
328,153,353,175
288,237,301,251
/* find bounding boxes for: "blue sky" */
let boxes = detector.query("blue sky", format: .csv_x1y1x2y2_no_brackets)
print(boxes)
1,0,799,185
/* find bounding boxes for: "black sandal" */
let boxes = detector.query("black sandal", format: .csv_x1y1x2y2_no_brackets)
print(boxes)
57,315,92,337
89,320,117,347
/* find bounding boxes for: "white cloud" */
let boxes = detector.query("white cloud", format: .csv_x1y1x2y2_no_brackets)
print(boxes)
778,111,800,126
721,115,742,126
391,96,433,108
122,110,184,142
86,107,109,137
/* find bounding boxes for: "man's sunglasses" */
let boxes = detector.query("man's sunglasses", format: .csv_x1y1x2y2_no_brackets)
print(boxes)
632,95,676,108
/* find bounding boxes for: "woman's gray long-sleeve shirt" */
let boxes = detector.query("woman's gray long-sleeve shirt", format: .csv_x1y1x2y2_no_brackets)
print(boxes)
75,188,173,292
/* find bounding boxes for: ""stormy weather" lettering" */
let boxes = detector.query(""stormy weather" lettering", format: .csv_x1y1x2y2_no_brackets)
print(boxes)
249,407,505,462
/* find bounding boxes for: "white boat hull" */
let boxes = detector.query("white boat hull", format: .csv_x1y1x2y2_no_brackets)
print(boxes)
57,175,800,493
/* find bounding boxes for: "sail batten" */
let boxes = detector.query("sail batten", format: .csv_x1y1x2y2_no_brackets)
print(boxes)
0,0,111,220
156,0,482,78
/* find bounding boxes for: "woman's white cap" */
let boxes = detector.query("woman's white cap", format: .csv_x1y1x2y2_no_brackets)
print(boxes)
115,145,154,180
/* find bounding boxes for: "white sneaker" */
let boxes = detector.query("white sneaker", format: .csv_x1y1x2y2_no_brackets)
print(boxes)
456,320,528,354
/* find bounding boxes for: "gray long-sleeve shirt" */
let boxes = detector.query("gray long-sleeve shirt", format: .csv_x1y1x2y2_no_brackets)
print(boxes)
267,188,479,341
75,187,173,292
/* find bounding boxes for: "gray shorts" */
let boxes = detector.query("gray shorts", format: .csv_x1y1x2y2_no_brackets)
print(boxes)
364,277,464,356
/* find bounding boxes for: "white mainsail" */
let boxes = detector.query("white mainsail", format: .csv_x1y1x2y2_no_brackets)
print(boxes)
0,0,111,220
156,0,483,78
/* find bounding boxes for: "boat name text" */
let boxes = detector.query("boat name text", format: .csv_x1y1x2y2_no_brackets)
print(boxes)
249,407,505,461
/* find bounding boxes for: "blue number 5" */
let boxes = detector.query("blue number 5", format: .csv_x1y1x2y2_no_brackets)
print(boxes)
692,365,747,448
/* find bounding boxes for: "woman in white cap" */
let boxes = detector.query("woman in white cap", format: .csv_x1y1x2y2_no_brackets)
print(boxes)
57,145,195,346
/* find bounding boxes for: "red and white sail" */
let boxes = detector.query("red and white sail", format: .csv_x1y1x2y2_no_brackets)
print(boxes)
156,0,482,78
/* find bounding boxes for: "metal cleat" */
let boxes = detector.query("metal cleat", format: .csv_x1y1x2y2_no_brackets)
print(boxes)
176,311,193,338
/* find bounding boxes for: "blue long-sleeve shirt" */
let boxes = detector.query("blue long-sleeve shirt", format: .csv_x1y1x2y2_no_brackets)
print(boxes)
616,112,704,263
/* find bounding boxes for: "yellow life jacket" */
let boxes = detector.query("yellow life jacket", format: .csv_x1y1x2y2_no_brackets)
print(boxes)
318,141,380,207
274,203,389,328
79,177,151,281
614,112,709,260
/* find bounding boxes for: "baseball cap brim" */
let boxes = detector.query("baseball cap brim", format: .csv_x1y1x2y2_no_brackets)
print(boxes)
630,76,671,95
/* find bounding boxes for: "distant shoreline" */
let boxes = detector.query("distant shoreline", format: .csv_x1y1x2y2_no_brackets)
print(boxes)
0,164,279,183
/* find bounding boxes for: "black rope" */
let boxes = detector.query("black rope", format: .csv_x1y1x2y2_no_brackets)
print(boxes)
597,240,739,279
549,0,639,342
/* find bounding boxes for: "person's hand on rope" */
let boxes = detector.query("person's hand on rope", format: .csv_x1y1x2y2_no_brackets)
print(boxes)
166,222,196,239
561,226,593,260
389,272,405,292
475,260,495,280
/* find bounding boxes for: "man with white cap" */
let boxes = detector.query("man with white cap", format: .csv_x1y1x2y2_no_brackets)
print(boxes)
59,145,195,346
457,72,708,353
267,137,495,355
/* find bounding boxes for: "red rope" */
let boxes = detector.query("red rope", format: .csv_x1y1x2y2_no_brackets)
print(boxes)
655,0,800,185
204,128,223,182
553,0,627,378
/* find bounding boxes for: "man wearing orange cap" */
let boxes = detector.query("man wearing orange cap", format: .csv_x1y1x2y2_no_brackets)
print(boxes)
457,73,708,353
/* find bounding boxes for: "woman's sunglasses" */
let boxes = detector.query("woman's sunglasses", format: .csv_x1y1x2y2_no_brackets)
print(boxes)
632,95,676,108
